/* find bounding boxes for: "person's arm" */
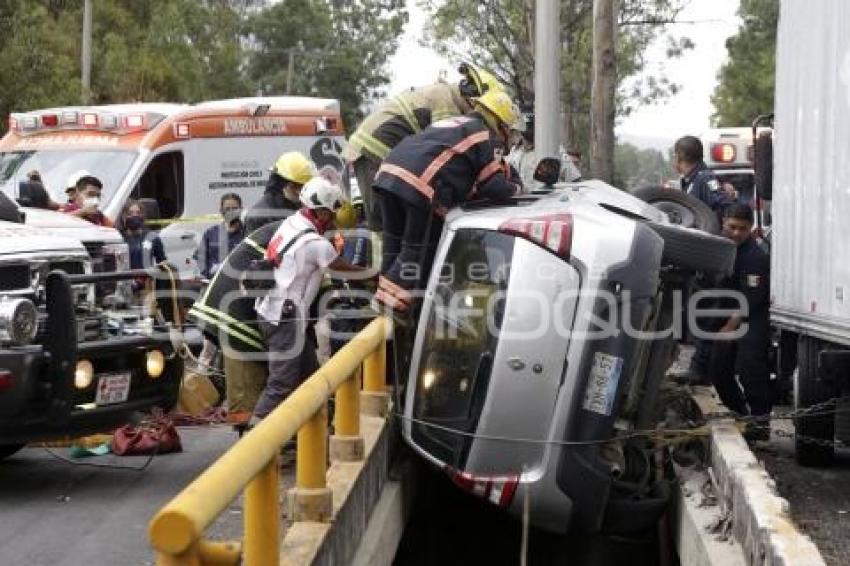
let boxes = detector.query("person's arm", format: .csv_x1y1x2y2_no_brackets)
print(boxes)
152,235,167,264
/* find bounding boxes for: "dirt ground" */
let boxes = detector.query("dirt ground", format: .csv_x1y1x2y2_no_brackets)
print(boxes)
753,418,850,566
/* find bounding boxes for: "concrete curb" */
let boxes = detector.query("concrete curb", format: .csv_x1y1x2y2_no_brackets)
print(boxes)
691,386,826,566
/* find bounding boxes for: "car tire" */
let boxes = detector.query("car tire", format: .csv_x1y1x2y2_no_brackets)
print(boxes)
632,186,720,234
0,444,25,460
646,222,736,276
794,336,835,466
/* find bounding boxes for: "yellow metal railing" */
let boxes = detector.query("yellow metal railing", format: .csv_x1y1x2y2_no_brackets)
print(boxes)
148,316,391,565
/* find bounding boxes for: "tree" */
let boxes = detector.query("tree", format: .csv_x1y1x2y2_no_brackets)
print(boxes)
246,0,407,129
613,142,675,190
590,0,616,182
419,0,692,158
711,0,779,126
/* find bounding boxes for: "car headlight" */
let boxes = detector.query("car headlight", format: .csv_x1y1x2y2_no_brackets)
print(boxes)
102,242,130,272
0,297,38,346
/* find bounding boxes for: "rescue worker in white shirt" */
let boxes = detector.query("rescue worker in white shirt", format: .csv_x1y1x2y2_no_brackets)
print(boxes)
372,89,522,314
507,107,582,192
342,62,505,230
251,177,366,422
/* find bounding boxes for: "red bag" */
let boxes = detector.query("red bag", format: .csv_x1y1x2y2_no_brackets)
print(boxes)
111,411,182,456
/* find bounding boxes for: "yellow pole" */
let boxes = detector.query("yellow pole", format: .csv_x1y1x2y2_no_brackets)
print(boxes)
243,456,280,566
155,543,201,566
335,368,361,437
364,339,386,392
197,540,242,566
297,405,328,489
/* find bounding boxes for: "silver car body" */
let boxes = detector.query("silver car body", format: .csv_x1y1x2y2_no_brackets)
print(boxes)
402,180,670,533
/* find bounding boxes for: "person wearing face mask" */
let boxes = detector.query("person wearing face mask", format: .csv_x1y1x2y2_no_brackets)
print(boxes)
251,177,366,423
244,152,316,234
64,175,114,227
196,193,245,279
121,200,166,271
372,89,522,313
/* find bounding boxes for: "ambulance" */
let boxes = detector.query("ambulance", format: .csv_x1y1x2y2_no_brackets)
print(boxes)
700,126,770,206
0,97,347,276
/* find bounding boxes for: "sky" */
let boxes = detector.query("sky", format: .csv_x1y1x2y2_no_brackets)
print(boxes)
388,0,742,152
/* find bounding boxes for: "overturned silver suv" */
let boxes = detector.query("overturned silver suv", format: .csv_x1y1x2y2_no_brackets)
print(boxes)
401,176,734,534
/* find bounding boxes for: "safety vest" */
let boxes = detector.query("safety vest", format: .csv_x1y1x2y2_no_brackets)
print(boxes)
373,115,515,214
188,221,282,353
343,82,470,162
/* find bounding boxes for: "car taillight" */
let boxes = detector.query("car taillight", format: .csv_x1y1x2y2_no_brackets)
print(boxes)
711,143,736,163
499,213,573,258
444,466,519,508
41,113,59,127
0,370,14,391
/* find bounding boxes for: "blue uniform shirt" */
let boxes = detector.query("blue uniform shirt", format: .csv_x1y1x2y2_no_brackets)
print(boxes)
197,223,245,278
681,161,735,211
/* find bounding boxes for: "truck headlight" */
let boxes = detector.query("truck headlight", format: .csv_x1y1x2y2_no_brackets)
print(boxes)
75,359,94,389
0,297,38,346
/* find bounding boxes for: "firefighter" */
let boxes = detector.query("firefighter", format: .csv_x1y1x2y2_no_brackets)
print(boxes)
372,89,521,313
244,151,317,234
252,178,366,422
342,62,505,230
708,204,772,431
188,221,284,420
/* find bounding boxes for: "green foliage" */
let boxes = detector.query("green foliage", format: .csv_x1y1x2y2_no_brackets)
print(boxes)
711,0,779,126
0,0,406,133
613,142,675,190
418,0,690,158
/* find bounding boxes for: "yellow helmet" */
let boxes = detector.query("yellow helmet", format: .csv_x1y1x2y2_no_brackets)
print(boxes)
474,90,519,128
459,62,505,97
334,202,358,230
273,152,316,185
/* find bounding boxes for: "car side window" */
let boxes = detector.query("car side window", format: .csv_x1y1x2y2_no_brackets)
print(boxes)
130,151,184,219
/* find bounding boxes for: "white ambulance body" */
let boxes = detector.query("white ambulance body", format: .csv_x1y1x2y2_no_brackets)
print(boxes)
0,97,347,275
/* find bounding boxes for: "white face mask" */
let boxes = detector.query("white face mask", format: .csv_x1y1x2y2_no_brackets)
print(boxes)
83,196,100,208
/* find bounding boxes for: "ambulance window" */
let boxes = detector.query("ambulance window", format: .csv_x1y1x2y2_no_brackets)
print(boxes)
131,151,184,219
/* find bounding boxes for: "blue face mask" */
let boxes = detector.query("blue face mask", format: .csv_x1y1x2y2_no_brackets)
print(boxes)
125,215,144,231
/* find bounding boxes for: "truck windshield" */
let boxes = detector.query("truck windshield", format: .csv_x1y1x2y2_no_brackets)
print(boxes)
0,149,137,206
411,228,514,467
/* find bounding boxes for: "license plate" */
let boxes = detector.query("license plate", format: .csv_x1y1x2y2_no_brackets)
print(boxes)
95,372,132,406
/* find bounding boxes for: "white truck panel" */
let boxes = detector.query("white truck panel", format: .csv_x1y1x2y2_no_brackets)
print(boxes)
772,0,850,338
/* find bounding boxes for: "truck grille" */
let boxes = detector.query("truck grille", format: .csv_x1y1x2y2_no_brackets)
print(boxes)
0,263,32,292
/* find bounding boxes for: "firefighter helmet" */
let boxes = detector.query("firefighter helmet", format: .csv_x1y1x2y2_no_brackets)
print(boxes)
474,90,520,128
272,152,316,185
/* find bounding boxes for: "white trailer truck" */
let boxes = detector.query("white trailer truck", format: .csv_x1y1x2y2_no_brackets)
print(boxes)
768,0,850,465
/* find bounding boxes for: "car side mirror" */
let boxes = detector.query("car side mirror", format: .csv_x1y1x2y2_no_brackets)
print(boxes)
754,131,773,201
533,157,560,186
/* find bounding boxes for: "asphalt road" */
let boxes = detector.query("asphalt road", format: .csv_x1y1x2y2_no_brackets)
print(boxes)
754,416,850,566
0,425,240,566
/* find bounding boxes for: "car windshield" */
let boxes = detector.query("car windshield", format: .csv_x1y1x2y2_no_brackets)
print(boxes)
0,149,137,206
411,228,514,467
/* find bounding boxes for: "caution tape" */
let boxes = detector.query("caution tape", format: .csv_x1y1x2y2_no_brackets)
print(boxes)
145,214,222,226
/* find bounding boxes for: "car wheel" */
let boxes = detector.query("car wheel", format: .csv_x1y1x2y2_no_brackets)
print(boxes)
794,336,836,466
0,444,25,460
646,222,736,276
632,186,720,234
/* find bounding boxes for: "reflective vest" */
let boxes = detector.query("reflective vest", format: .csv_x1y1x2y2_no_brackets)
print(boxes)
373,115,517,214
343,82,470,162
188,222,281,353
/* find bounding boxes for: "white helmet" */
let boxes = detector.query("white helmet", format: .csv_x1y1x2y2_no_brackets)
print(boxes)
66,169,92,189
300,177,346,211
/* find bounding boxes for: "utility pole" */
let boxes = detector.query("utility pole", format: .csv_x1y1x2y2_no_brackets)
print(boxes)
534,0,560,159
81,0,92,104
590,0,616,183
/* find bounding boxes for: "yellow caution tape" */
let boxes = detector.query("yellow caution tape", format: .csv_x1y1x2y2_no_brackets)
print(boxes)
145,214,223,226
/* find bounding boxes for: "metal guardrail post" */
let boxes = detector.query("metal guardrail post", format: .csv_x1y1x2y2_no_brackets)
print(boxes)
362,337,388,416
330,367,365,461
244,456,280,565
290,405,333,522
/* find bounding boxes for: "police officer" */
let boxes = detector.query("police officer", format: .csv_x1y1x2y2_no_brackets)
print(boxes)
708,204,772,429
673,135,736,213
372,89,521,313
244,152,317,234
342,63,505,230
188,221,284,420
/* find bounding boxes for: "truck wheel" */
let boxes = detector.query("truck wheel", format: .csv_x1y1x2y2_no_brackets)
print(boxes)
632,186,720,234
794,336,836,466
646,222,736,276
0,444,25,460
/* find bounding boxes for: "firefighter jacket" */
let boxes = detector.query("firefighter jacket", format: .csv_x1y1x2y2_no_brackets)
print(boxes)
188,221,282,354
343,82,472,162
373,114,518,214
244,175,300,234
